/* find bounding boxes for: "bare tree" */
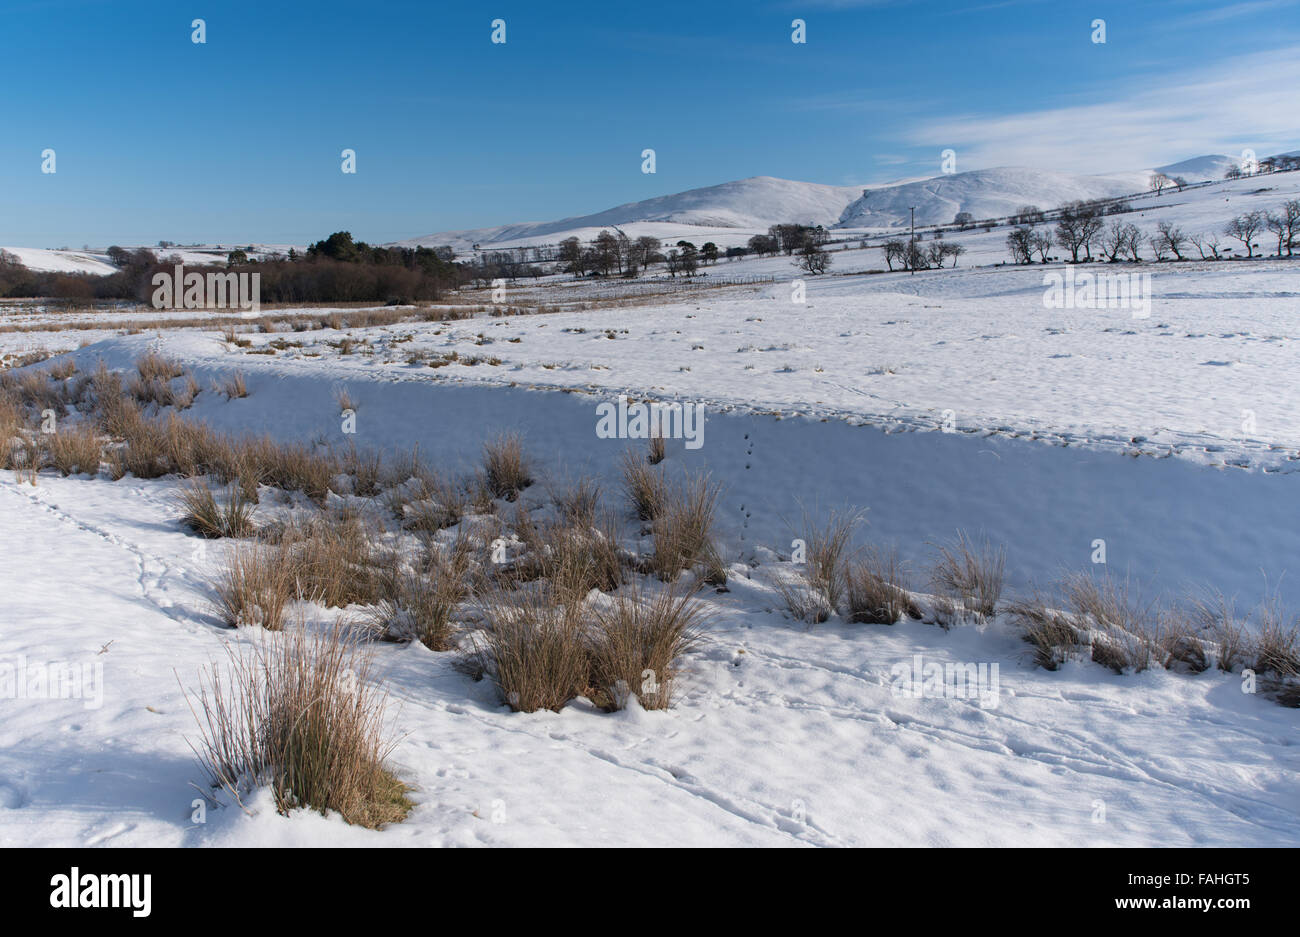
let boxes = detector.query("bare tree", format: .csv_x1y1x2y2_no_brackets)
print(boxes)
799,239,831,274
1191,233,1222,260
1149,172,1171,196
1265,201,1299,257
883,239,906,271
1155,221,1188,260
1224,211,1265,258
1031,231,1053,263
559,237,584,276
1054,204,1089,263
1006,226,1035,265
1101,220,1138,262
903,240,928,271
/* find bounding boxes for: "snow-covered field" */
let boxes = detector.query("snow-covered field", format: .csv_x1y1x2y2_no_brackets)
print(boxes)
1,245,1298,847
1,157,1297,849
2,471,1296,847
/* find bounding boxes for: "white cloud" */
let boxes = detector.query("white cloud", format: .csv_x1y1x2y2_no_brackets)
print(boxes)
907,45,1300,173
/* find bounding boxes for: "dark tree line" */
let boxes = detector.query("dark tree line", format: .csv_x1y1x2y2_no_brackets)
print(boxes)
0,231,469,303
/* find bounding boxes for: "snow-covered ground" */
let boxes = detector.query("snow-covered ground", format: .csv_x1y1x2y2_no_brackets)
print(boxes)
2,470,1296,847
1,158,1297,849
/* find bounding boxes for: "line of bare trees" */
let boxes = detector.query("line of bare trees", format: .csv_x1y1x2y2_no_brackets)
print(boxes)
882,237,966,271
558,231,689,278
1004,198,1299,265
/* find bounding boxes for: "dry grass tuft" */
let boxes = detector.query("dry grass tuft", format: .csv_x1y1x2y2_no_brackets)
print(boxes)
799,508,860,612
47,358,77,381
1062,572,1157,673
368,536,473,650
1192,594,1250,672
620,449,668,521
136,351,184,383
1252,598,1300,677
930,532,1005,623
212,540,298,629
280,512,385,608
44,422,102,476
551,476,602,528
474,587,592,713
589,581,704,710
649,472,721,581
218,371,248,399
844,547,919,624
482,432,532,501
774,571,833,624
1006,591,1081,670
179,479,256,538
184,620,410,828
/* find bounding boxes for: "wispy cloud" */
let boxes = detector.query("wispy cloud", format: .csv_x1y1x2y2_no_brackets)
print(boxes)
906,45,1300,172
1172,0,1300,27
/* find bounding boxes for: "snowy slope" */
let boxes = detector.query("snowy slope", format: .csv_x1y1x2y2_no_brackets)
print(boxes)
0,334,1297,847
1156,154,1239,182
836,167,1152,229
1,245,298,276
395,177,866,251
0,248,118,276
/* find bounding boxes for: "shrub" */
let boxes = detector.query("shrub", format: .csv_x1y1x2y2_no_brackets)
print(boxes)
185,621,410,828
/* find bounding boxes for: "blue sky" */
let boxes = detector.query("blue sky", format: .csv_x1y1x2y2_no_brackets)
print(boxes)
1,0,1297,246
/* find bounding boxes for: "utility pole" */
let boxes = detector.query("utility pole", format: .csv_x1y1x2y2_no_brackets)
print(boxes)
909,206,916,275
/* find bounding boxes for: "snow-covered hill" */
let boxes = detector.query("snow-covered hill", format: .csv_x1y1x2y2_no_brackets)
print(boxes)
398,153,1268,251
1156,154,1240,182
394,176,866,251
836,167,1153,229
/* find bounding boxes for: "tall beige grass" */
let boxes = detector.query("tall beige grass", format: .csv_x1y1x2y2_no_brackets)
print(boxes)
184,621,410,828
589,582,704,710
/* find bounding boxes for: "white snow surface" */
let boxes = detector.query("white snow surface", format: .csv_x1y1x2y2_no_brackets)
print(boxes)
1,161,1298,848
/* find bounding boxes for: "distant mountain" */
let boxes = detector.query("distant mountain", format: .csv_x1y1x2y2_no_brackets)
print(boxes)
394,177,866,250
1155,154,1238,182
400,155,1260,250
835,167,1153,229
